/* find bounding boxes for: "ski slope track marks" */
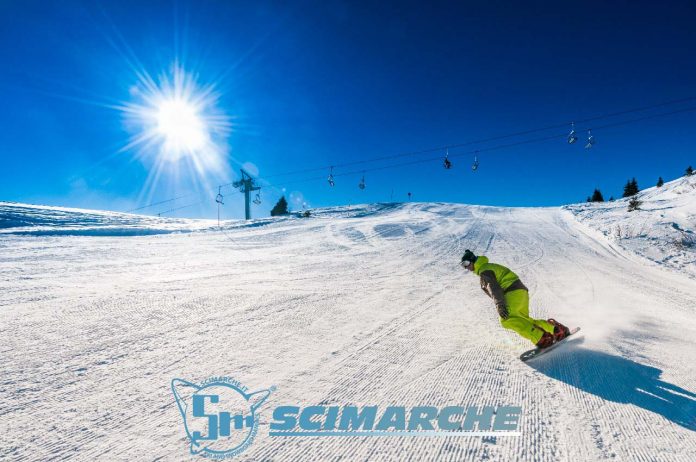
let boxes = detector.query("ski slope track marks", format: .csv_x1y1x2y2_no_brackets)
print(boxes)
0,198,695,461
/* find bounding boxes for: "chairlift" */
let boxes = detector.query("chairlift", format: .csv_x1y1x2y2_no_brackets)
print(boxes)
359,175,366,190
585,129,595,149
328,166,335,187
471,152,480,171
408,192,412,201
443,148,452,169
253,190,261,205
568,122,578,144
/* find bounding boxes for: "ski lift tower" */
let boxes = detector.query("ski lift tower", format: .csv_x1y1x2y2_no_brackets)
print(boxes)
233,169,261,220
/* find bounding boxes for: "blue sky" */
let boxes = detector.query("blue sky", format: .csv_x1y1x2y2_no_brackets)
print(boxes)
1,0,695,219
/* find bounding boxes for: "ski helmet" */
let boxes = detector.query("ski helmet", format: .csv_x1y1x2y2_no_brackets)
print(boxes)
461,249,477,267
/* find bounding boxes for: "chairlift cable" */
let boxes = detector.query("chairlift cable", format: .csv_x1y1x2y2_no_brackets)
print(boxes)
151,103,696,216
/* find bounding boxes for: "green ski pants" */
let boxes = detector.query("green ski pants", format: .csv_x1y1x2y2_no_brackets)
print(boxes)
500,289,555,344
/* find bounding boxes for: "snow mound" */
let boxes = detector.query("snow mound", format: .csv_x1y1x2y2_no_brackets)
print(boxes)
564,175,696,279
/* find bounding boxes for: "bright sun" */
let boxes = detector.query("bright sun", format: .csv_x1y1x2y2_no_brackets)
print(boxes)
120,63,231,176
156,98,207,156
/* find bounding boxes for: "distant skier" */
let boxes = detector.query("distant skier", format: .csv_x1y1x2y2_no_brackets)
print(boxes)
460,249,570,349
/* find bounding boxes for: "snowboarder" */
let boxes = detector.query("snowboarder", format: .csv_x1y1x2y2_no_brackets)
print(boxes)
460,249,570,349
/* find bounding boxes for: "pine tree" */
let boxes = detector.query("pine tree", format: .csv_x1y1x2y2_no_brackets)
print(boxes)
631,178,639,195
591,189,604,202
586,196,591,203
628,196,642,212
656,177,664,187
687,166,694,176
271,196,289,216
608,196,615,201
623,178,639,197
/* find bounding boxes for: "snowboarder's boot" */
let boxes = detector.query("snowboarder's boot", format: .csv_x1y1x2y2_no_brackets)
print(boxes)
548,319,570,342
535,331,555,349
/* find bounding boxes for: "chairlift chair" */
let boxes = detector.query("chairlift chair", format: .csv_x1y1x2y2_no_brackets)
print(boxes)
359,175,366,190
568,122,578,144
328,166,335,187
585,129,595,149
443,149,452,169
471,154,480,171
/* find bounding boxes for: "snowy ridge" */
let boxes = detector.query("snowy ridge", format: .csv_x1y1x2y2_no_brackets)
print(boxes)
0,201,218,236
1,200,695,461
564,174,696,279
0,201,404,236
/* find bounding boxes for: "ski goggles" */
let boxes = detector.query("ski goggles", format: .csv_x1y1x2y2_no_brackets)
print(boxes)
460,259,473,268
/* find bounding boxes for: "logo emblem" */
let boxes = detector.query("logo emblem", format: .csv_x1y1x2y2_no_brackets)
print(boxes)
171,377,273,458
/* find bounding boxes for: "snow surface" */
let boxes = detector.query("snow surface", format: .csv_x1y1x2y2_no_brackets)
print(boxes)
1,192,695,461
565,174,696,279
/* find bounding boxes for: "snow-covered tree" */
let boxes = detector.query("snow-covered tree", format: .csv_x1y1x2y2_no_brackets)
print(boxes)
687,166,694,176
656,177,664,187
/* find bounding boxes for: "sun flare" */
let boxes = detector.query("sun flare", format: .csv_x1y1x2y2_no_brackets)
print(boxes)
155,97,207,157
120,63,231,178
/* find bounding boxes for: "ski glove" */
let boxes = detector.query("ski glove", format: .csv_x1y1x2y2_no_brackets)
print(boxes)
496,302,509,320
480,270,508,319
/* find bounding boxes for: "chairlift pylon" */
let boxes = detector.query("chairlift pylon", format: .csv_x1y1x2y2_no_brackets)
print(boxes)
215,186,224,227
585,129,595,149
568,122,578,144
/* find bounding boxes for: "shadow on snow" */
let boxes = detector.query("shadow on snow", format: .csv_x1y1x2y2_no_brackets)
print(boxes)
526,337,696,431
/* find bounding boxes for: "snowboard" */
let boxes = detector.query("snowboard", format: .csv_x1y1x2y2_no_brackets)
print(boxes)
519,327,581,362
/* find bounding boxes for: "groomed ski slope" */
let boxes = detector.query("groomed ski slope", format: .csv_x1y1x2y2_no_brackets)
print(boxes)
1,198,695,461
